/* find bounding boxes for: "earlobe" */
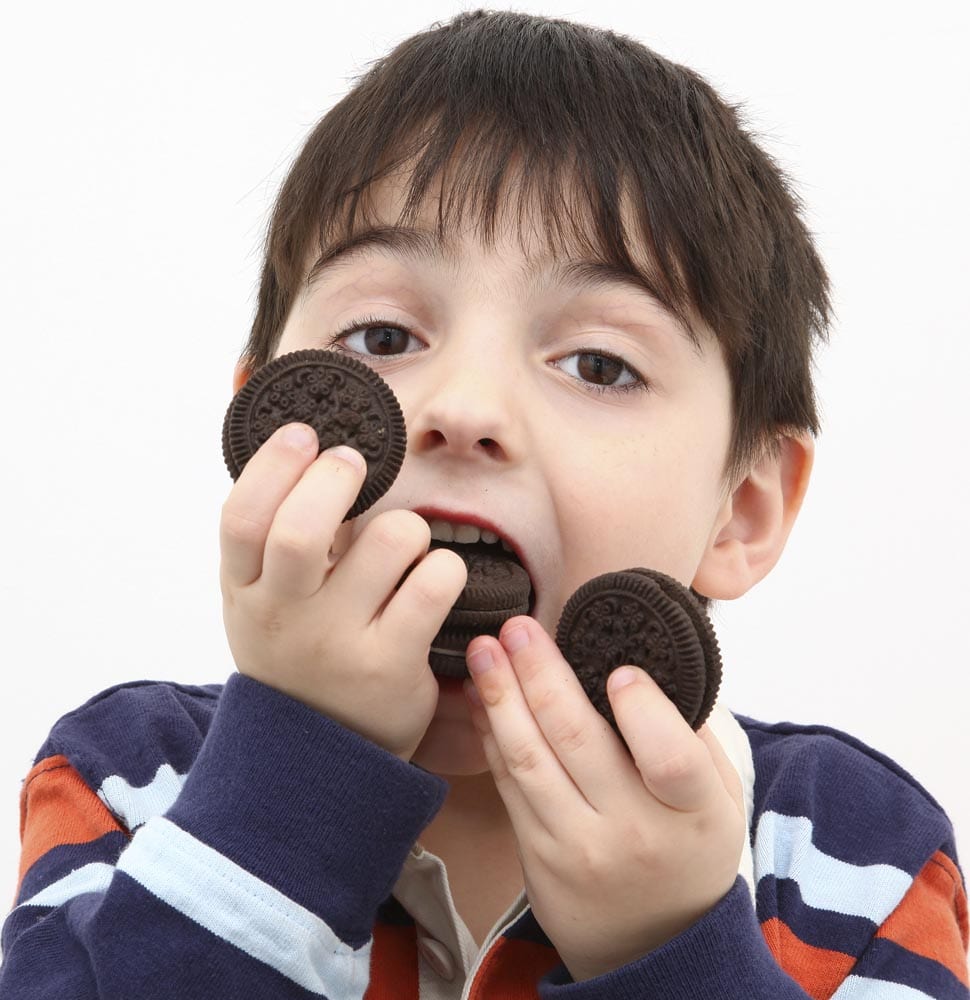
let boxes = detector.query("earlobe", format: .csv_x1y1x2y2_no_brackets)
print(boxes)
232,359,253,395
692,434,814,600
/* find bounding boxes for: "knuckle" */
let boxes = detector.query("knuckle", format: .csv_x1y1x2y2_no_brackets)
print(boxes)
248,602,286,639
348,654,383,686
567,838,608,878
641,746,700,787
629,828,662,868
267,524,315,559
529,683,563,717
408,574,450,612
504,737,542,777
547,715,589,755
220,506,266,547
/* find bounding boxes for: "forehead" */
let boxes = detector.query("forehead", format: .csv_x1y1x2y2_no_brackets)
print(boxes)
308,165,702,345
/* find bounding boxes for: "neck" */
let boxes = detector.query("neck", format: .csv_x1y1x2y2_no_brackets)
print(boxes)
420,771,514,851
418,771,525,946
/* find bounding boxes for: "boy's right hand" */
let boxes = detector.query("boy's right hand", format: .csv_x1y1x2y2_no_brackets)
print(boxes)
219,422,467,761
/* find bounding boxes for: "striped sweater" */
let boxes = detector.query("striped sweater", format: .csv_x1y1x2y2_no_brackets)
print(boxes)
1,674,967,999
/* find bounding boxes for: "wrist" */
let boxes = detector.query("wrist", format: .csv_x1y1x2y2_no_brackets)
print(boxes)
541,880,797,999
165,673,447,941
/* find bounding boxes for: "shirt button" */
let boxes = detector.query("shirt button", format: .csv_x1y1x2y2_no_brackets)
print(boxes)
417,935,456,981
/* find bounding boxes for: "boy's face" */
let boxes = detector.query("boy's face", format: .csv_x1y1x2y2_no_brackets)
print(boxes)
272,180,737,774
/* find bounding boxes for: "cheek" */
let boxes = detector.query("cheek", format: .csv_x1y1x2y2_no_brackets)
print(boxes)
555,442,719,585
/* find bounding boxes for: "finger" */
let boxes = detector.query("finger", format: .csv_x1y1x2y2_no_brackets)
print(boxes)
463,671,543,830
379,545,467,657
220,423,321,587
325,509,436,626
259,445,368,599
465,632,589,829
494,617,634,808
696,723,744,810
608,666,723,813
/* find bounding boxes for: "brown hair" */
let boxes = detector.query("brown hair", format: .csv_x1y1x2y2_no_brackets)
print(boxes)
242,9,831,484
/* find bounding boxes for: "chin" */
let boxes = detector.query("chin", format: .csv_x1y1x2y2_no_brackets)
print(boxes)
411,713,490,776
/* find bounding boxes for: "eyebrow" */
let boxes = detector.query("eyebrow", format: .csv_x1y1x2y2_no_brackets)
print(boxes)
306,227,444,285
306,225,695,342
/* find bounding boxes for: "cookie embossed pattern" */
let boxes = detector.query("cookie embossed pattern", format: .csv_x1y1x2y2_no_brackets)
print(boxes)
221,349,407,520
556,569,722,739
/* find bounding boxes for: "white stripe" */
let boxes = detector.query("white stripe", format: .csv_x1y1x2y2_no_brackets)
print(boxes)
832,975,936,999
705,704,756,901
18,862,114,908
116,816,370,998
98,763,187,830
754,811,912,923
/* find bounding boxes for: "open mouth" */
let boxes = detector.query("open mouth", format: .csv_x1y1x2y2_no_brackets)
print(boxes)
424,527,535,678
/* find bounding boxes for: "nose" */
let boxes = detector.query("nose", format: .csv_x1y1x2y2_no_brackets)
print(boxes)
405,346,525,464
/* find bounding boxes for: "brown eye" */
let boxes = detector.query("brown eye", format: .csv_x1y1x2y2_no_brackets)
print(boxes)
576,352,624,385
554,349,644,395
363,326,410,355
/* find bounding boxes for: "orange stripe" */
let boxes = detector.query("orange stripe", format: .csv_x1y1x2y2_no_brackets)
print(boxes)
760,916,855,1000
469,937,559,1000
876,850,969,987
18,755,125,891
365,922,418,1000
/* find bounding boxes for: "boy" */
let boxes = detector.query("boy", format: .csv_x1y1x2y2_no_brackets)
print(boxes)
2,9,966,999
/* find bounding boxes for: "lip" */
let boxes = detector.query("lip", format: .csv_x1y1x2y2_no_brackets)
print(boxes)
413,504,537,607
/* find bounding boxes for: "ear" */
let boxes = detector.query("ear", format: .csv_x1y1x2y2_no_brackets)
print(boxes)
232,358,254,395
692,433,814,600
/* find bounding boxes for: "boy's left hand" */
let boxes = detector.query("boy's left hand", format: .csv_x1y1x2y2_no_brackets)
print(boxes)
464,616,745,983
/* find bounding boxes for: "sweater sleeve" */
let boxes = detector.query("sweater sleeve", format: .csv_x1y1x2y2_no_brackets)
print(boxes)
0,674,447,999
538,877,817,998
538,859,968,999
537,718,969,1000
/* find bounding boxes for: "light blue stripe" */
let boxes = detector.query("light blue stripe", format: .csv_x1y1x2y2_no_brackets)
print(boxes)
19,862,115,908
832,975,935,999
117,816,370,998
754,811,912,923
98,763,187,830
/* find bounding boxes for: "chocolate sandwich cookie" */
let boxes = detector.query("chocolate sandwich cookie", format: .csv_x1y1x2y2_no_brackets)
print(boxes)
555,569,721,739
222,349,406,520
627,568,722,732
428,544,532,678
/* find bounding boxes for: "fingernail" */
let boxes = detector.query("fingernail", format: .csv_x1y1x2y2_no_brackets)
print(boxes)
324,444,366,474
283,423,317,450
466,646,494,675
609,666,638,691
502,624,530,654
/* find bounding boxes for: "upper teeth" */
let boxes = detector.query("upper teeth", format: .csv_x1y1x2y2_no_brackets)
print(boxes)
428,518,510,550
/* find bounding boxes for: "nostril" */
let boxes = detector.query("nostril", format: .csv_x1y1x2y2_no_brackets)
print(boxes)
478,438,505,458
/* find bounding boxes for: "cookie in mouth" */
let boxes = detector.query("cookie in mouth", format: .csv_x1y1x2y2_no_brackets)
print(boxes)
428,539,533,678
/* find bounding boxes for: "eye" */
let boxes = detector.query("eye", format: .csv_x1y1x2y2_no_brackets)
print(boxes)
331,317,423,357
555,350,645,393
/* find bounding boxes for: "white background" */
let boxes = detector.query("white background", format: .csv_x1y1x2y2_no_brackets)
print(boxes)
1,0,967,917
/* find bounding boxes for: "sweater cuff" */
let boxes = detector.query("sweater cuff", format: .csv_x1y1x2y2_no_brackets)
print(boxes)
164,672,447,946
540,878,806,999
